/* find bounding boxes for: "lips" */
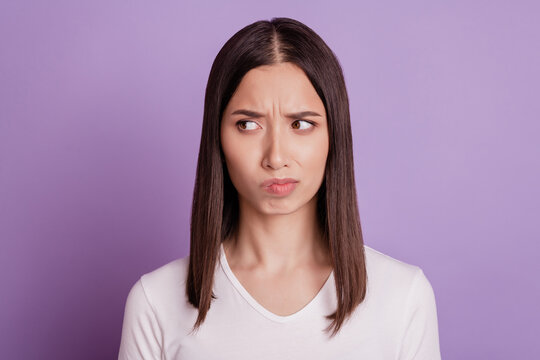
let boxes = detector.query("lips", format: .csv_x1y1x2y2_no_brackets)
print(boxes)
264,182,297,196
261,177,299,188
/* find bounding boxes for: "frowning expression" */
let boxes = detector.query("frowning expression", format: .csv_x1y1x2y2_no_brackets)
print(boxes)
220,62,329,214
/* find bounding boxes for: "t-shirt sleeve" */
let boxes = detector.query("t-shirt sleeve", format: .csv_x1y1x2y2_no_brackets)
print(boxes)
118,278,163,360
397,268,442,360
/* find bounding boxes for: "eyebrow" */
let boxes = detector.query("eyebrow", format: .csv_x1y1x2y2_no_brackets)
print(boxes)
230,109,322,118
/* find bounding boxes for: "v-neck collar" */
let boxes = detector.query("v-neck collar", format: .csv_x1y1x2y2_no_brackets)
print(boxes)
218,242,334,323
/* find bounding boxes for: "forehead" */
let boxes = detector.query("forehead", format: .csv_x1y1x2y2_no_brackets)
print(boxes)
227,62,324,111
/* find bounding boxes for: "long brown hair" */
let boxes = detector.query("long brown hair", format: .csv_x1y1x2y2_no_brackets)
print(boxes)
187,17,367,338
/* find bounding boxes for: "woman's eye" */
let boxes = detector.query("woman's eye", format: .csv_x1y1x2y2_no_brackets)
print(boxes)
236,119,315,132
236,120,259,131
292,120,314,130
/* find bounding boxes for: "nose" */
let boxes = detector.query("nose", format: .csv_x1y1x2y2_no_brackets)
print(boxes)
261,122,289,170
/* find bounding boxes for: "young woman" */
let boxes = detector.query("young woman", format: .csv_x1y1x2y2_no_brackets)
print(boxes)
118,17,441,359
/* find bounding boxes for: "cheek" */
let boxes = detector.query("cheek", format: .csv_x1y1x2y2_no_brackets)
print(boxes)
297,135,329,170
222,136,259,187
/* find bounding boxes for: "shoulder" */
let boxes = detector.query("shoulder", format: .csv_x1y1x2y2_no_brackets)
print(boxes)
141,255,190,287
362,246,441,358
122,254,191,321
123,254,197,334
119,255,194,358
362,244,435,306
137,254,190,306
363,244,420,278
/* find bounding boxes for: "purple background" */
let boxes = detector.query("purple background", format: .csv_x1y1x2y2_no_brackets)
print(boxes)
1,1,538,358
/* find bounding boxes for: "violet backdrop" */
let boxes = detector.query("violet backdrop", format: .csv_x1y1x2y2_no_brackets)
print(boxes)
1,0,538,359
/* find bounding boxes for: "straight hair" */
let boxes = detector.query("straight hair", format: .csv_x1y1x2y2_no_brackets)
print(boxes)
187,17,367,338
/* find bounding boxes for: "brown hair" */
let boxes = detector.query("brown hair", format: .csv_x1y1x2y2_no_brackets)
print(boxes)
187,17,367,338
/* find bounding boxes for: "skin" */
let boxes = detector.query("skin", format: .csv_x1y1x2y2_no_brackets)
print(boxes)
220,62,333,316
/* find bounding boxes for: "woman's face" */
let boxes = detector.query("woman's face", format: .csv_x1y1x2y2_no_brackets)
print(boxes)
220,62,329,214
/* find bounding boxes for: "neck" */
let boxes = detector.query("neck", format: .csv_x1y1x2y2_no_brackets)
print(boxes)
223,195,330,274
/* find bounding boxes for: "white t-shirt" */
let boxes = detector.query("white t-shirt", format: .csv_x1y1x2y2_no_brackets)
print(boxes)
118,243,441,359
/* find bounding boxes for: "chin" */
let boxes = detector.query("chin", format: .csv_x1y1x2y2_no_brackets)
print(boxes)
262,198,305,214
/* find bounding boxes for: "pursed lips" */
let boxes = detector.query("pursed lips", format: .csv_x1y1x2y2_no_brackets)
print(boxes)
261,178,299,187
